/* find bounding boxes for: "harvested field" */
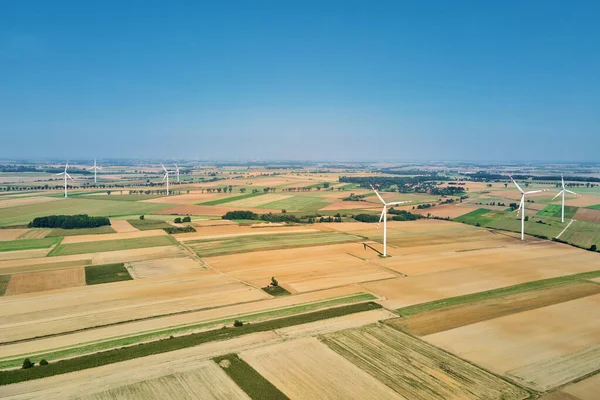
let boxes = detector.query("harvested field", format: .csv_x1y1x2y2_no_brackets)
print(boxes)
49,235,177,257
0,248,52,261
46,226,116,237
389,280,600,336
323,323,528,400
187,231,361,257
129,257,204,278
0,275,9,296
224,193,289,207
541,373,600,400
4,268,85,295
193,219,238,227
154,204,279,217
412,203,479,218
320,200,379,211
563,195,600,207
109,219,139,233
142,193,222,204
424,294,600,391
241,337,403,400
82,361,250,400
61,229,167,244
0,229,29,241
174,225,315,241
574,207,600,222
15,228,50,239
0,259,91,275
0,195,59,210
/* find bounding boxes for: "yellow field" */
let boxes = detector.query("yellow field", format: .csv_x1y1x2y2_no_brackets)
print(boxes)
109,219,139,233
4,268,85,295
541,373,600,400
61,229,167,244
129,257,204,278
0,229,29,241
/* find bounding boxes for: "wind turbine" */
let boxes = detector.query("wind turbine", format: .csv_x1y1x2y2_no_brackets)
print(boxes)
89,159,102,184
174,164,180,183
56,161,74,198
508,175,548,240
370,184,411,257
161,164,173,195
552,175,579,223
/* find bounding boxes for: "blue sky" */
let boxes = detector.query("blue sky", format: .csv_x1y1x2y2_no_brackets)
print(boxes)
0,1,598,162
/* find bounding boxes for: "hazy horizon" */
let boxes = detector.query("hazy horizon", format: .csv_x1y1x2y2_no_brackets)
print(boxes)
1,1,598,162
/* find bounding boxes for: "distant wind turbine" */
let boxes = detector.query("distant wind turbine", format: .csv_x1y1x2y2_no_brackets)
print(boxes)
370,184,411,257
509,175,548,240
552,175,579,223
56,161,74,198
174,164,180,183
89,159,102,184
161,164,173,195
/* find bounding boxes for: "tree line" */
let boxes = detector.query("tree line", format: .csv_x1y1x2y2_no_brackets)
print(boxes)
29,214,111,229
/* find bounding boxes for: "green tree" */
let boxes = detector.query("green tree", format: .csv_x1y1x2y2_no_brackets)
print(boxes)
182,216,191,223
174,217,182,223
22,358,34,369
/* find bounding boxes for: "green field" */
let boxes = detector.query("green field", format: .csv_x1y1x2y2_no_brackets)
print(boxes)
0,275,10,296
214,354,288,400
187,231,361,257
486,214,563,239
0,198,173,227
258,195,325,211
85,263,133,285
199,192,264,206
454,208,504,226
559,220,600,249
48,235,177,257
0,301,381,385
537,204,578,219
588,204,600,210
0,237,62,253
81,194,165,201
127,219,172,231
46,226,116,237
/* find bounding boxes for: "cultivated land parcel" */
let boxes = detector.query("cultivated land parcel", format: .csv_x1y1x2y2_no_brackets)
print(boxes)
0,162,598,399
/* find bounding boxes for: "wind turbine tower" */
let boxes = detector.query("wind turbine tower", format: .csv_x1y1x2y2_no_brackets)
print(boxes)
56,161,74,198
509,175,548,240
90,159,102,184
161,164,173,195
552,175,579,223
370,184,410,257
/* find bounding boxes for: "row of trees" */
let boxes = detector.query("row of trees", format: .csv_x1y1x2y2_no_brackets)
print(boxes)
29,214,111,229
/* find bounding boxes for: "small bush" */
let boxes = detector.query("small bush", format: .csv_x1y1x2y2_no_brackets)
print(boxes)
39,359,49,366
233,320,244,327
174,217,182,223
22,358,34,369
182,216,191,223
271,276,279,287
139,215,145,220
591,244,598,252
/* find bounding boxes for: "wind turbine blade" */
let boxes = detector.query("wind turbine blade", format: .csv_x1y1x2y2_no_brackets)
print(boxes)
161,164,168,173
376,207,385,229
565,189,578,195
508,175,524,193
66,173,74,180
174,163,179,171
386,201,411,206
516,196,524,217
551,190,563,200
162,173,167,181
524,189,548,195
369,184,386,205
561,174,565,189
55,172,65,176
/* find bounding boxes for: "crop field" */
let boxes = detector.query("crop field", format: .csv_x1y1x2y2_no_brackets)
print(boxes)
109,219,139,232
0,198,172,226
15,228,51,239
61,229,167,244
257,195,325,211
424,294,600,392
187,230,361,257
323,323,528,400
454,208,504,225
199,192,265,206
224,193,289,208
0,228,30,241
0,236,61,253
85,263,133,285
0,195,60,210
574,207,600,222
214,354,286,400
129,257,204,278
541,373,600,400
537,204,578,219
0,275,9,296
241,337,402,399
559,220,600,248
4,267,85,295
83,361,250,400
127,218,172,230
46,226,116,237
48,235,177,256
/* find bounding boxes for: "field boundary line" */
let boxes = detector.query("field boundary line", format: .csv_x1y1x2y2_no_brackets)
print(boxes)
555,219,575,239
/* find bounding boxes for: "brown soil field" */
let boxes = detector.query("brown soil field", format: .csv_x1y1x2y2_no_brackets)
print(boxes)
193,219,238,227
4,267,85,296
82,361,250,400
109,219,139,233
574,207,600,222
154,204,280,216
323,323,528,400
0,259,91,275
0,286,365,359
0,229,30,241
412,203,479,218
16,228,51,239
205,243,398,293
563,194,600,207
389,280,600,336
0,269,269,343
360,240,600,310
424,294,600,392
0,196,59,209
541,373,600,400
129,257,204,278
62,229,167,244
241,337,404,400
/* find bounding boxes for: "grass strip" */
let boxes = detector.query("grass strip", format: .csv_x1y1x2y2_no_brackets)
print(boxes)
85,263,132,285
0,237,62,253
397,270,600,317
0,275,10,296
0,301,381,385
200,192,264,206
214,353,288,400
0,293,376,369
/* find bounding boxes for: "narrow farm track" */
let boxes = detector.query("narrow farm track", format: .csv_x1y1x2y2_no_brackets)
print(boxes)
556,219,575,239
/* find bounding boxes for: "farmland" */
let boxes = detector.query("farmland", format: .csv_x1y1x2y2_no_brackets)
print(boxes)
0,237,61,253
48,235,177,256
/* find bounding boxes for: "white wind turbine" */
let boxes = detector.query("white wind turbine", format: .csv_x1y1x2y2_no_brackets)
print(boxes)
508,175,548,240
370,184,411,257
56,161,74,198
89,159,102,184
174,164,180,183
552,174,579,223
161,164,173,195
